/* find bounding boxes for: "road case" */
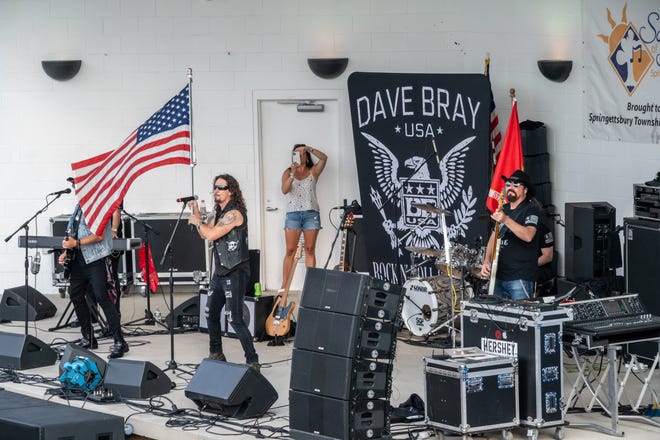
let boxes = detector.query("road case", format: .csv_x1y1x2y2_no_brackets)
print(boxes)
461,300,572,430
424,351,519,434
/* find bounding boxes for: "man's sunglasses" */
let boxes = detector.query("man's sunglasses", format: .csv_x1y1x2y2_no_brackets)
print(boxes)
505,180,522,188
213,185,229,191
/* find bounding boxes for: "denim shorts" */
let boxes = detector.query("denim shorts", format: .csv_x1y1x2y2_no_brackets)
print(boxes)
285,210,321,230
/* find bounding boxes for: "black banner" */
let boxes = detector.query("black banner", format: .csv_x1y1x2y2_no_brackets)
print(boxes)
348,72,490,284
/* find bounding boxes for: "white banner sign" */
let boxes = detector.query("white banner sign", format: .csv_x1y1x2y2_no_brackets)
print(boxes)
583,0,660,143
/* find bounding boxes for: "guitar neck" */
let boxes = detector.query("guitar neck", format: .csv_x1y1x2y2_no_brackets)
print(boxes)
338,230,348,272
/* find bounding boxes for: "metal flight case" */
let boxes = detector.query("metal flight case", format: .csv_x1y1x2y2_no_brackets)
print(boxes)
424,351,519,437
461,299,572,440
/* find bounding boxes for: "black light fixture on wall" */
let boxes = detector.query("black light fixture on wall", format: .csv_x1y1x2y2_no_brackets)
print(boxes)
41,60,82,81
307,58,349,79
537,60,572,83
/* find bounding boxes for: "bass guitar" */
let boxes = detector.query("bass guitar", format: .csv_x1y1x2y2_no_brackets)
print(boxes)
265,242,302,337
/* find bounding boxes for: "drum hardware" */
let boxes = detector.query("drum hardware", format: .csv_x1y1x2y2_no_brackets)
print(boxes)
411,202,453,217
405,246,443,258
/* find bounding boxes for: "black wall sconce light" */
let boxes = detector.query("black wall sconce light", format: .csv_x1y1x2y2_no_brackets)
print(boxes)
41,60,82,81
537,60,572,82
307,58,349,79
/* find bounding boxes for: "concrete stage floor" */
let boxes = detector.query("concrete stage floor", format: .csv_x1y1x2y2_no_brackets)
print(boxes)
1,289,659,440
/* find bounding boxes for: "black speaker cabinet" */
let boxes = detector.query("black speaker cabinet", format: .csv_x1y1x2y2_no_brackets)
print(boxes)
0,331,57,370
301,268,402,321
103,358,172,399
129,213,209,284
289,390,389,440
185,358,278,419
164,295,200,329
565,202,616,281
624,217,660,358
0,389,124,440
58,343,108,378
0,286,56,322
294,307,396,360
290,348,392,400
198,289,274,340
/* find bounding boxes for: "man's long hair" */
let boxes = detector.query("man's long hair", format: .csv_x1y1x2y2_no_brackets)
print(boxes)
214,174,247,213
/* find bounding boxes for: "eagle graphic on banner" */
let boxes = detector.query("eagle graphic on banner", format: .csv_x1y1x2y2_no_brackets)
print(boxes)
362,131,476,254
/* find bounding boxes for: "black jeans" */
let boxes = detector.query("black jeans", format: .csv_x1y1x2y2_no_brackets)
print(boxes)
69,251,122,341
207,270,258,363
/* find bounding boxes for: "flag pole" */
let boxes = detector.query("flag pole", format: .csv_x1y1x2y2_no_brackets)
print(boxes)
187,67,196,196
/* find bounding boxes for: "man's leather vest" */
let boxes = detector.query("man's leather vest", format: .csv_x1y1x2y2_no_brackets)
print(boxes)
212,201,249,271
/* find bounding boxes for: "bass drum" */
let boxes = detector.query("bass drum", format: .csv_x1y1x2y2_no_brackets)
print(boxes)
401,276,458,336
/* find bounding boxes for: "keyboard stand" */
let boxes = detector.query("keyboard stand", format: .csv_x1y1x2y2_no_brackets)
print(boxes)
564,345,623,436
617,340,660,428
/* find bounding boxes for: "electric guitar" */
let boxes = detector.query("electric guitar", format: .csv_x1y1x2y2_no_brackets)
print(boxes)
336,212,355,272
265,242,302,337
488,193,505,296
62,231,75,280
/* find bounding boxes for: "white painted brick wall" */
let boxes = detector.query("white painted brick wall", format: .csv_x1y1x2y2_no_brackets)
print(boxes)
0,0,653,292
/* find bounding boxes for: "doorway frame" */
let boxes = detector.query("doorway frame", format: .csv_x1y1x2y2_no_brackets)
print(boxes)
252,89,346,288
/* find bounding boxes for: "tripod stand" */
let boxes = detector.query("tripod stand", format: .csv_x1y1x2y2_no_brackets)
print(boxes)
159,202,191,374
122,210,159,327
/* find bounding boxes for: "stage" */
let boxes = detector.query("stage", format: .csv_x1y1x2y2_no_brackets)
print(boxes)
1,289,659,439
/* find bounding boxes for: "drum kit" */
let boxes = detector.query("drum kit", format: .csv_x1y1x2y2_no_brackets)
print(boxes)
400,203,488,338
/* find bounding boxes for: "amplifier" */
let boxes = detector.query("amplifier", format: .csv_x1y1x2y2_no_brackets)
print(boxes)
198,289,274,340
634,183,660,220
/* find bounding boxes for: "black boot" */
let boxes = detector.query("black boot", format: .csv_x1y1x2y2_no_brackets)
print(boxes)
79,336,98,350
108,336,129,359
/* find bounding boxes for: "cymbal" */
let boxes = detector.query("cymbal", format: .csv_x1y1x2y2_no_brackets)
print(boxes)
411,203,453,217
405,246,442,258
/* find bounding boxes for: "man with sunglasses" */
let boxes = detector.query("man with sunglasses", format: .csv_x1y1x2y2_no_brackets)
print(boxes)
481,170,540,300
188,174,260,371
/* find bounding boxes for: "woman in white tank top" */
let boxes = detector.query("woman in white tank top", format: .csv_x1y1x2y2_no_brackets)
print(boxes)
280,144,328,292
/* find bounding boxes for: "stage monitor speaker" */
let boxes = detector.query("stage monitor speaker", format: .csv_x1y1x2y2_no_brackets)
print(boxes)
185,358,278,419
289,390,389,440
624,217,660,359
0,331,57,370
58,343,108,378
290,348,391,400
164,295,200,329
301,268,402,320
103,358,172,399
198,289,274,340
0,286,56,321
0,389,124,440
294,307,396,360
565,202,616,282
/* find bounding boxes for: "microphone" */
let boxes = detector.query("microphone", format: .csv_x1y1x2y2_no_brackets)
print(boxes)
176,195,198,203
30,251,41,275
431,139,441,166
48,188,72,196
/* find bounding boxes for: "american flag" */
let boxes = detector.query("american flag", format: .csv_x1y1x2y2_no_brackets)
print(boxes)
485,59,502,160
72,85,192,236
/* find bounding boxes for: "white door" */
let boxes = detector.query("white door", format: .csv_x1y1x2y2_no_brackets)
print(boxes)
258,98,340,292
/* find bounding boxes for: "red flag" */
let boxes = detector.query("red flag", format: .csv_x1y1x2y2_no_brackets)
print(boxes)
138,244,159,293
71,85,191,236
486,98,523,213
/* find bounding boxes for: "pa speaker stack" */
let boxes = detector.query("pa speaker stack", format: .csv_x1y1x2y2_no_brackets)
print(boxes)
289,268,403,439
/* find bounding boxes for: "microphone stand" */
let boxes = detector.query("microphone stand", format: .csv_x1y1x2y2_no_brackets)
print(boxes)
159,202,190,374
4,193,65,335
121,209,160,327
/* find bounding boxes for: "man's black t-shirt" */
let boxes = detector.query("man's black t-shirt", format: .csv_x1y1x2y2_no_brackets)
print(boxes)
537,222,554,282
497,199,541,281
